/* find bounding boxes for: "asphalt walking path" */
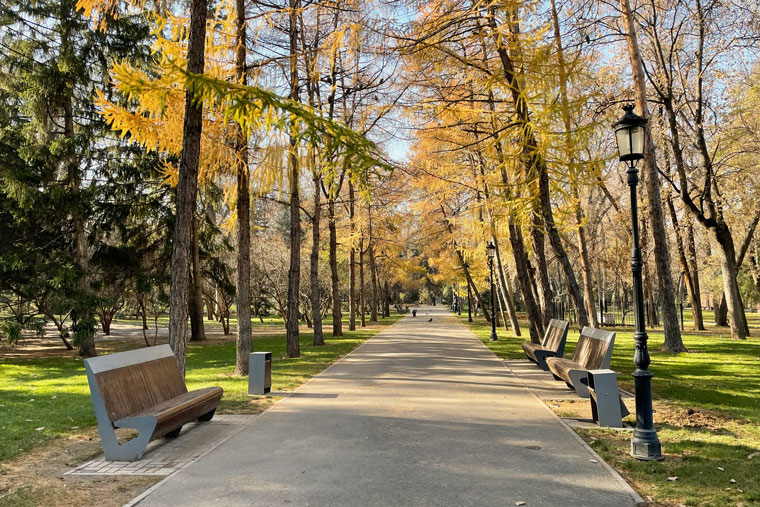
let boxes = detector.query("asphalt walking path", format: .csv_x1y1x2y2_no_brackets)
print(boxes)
134,306,641,506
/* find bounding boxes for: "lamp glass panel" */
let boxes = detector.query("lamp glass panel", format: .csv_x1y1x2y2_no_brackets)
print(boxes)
630,126,645,156
615,127,631,158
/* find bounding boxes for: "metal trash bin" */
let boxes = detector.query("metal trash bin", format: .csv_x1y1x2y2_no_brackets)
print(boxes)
248,352,272,395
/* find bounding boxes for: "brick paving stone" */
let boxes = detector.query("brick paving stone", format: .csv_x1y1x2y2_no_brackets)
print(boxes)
66,414,257,476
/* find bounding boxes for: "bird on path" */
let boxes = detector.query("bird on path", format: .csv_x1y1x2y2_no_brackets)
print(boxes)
427,318,433,322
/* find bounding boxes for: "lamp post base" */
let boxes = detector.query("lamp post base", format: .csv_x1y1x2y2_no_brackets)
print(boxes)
631,429,663,461
489,332,498,342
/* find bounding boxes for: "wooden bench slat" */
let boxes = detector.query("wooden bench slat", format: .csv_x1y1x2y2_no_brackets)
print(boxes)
125,387,223,422
95,356,188,423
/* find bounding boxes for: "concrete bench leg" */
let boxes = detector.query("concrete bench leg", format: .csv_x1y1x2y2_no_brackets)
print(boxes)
533,350,556,371
568,370,591,398
100,416,156,461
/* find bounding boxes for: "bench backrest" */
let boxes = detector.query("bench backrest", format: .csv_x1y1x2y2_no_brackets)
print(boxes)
571,327,615,370
84,345,187,423
542,319,570,356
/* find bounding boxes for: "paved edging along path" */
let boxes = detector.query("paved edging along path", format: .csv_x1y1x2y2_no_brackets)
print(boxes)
133,306,642,506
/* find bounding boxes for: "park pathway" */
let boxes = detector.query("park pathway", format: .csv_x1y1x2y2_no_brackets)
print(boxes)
133,306,640,506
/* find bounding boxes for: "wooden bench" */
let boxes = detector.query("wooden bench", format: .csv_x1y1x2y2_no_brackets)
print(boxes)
546,327,615,398
521,319,569,371
84,344,223,461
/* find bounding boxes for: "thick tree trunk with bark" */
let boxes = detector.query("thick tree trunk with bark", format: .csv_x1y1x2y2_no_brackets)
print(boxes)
190,215,207,341
620,0,685,351
168,0,208,375
310,173,324,346
233,0,251,375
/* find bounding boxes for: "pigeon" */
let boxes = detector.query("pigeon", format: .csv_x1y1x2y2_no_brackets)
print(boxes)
427,318,433,322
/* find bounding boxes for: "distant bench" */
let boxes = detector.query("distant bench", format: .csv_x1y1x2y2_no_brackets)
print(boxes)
84,344,223,461
546,327,615,398
521,319,569,371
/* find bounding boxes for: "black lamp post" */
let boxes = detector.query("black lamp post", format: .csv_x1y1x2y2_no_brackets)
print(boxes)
487,241,498,342
614,104,663,461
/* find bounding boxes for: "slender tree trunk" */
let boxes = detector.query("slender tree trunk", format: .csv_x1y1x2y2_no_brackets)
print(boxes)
233,0,252,375
685,216,704,323
168,0,208,375
509,223,542,343
285,0,301,358
667,196,704,330
383,279,390,318
348,183,356,331
621,0,685,351
530,216,553,327
190,215,207,341
369,242,378,323
328,198,342,335
494,237,520,335
311,172,324,346
359,237,366,327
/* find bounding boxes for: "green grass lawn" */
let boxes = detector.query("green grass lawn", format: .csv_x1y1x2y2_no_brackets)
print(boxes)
460,310,760,506
0,314,402,464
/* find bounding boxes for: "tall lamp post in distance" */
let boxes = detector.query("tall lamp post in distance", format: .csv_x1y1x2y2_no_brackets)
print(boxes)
487,241,497,342
614,104,663,461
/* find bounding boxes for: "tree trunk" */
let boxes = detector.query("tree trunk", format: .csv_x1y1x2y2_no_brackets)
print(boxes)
168,0,208,375
714,227,749,339
494,237,520,335
310,172,325,346
190,215,207,341
667,196,704,330
369,241,378,323
685,216,704,325
359,237,366,327
328,198,342,336
509,223,542,344
234,0,252,375
530,216,553,327
621,0,685,351
285,0,301,358
348,182,356,331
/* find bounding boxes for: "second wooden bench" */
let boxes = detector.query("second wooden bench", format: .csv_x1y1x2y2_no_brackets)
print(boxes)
546,327,615,398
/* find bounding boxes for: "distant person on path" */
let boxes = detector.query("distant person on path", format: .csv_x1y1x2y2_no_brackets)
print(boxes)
412,309,417,317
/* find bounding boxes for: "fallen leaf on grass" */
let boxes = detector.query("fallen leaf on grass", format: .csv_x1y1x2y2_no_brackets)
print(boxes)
667,476,678,481
35,427,44,431
718,466,724,471
730,479,736,484
748,453,757,460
